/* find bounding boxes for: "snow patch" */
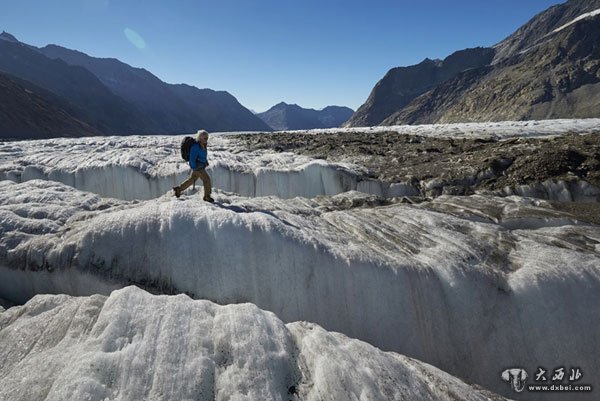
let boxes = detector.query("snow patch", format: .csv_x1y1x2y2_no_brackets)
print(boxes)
553,8,600,33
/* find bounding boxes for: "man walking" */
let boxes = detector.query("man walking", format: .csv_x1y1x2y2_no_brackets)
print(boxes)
173,130,214,202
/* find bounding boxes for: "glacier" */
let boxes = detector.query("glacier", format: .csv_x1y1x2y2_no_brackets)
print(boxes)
0,135,366,200
1,119,600,400
0,286,503,401
0,179,598,399
2,119,600,202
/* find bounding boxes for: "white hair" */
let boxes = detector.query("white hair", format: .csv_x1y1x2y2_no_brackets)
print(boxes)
196,129,209,142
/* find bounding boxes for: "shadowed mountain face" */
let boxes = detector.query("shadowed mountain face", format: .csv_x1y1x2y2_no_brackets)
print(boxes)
0,39,148,134
37,45,272,133
38,45,272,133
347,0,600,127
0,31,18,43
38,45,201,133
344,48,495,127
170,84,273,132
383,12,600,125
0,32,271,138
257,102,354,130
0,71,100,139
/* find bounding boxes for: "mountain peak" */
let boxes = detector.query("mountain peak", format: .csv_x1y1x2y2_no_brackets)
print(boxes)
420,57,441,66
0,31,19,43
269,102,303,111
258,102,354,130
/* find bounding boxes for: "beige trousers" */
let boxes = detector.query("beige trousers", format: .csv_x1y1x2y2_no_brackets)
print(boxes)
179,169,212,197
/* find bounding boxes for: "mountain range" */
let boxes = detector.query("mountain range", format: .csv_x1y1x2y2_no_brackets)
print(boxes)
2,0,599,138
0,32,271,139
257,102,354,130
345,0,600,127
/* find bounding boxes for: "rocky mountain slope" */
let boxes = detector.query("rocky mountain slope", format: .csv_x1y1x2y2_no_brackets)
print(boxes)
257,102,354,130
383,12,600,125
169,83,271,132
493,0,600,62
344,48,494,127
0,32,270,138
0,36,148,135
38,44,271,133
346,0,600,126
0,71,99,139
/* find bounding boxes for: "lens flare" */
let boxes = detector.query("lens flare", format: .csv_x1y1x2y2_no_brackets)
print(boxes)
124,28,146,49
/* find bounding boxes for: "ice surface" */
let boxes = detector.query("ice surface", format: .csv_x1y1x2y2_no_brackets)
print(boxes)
1,122,599,399
1,179,598,399
2,119,600,201
500,179,600,202
224,118,600,139
0,135,368,200
0,286,504,401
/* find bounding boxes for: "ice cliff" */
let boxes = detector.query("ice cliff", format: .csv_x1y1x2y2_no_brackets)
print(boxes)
0,286,505,401
2,119,600,202
0,178,598,399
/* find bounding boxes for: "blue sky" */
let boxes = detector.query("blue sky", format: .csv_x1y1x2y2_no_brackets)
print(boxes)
2,0,562,112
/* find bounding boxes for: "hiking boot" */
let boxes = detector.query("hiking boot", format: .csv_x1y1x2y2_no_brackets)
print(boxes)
173,186,181,198
203,195,215,203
